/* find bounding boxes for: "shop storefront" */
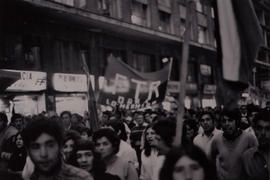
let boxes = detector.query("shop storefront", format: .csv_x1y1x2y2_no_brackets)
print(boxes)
202,84,217,108
52,73,89,116
0,69,47,117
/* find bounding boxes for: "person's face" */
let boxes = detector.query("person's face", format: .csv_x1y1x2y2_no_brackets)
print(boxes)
16,134,24,148
185,125,195,140
135,114,144,125
81,132,89,140
240,106,247,114
200,114,214,133
144,113,152,123
255,120,270,149
146,127,157,147
76,150,94,172
124,116,133,124
28,133,60,174
14,118,23,130
63,139,75,160
95,137,114,159
155,134,170,155
71,115,78,124
62,114,71,129
222,116,237,136
173,155,205,180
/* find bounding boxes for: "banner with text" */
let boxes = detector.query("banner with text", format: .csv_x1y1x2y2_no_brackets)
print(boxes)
98,55,171,109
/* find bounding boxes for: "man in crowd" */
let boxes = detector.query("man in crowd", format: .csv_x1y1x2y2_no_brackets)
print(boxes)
193,111,222,157
210,110,258,180
21,116,93,180
152,119,176,180
241,110,270,180
130,111,147,167
60,111,72,131
107,120,139,170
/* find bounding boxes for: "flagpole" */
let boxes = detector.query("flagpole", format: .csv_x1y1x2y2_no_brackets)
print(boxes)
174,0,195,146
81,51,100,132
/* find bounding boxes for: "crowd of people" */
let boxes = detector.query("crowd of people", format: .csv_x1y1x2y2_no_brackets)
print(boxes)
0,102,269,180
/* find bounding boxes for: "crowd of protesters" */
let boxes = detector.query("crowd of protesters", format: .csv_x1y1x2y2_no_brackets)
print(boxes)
0,102,270,180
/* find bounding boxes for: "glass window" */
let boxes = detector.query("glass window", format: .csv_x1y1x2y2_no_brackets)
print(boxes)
97,0,121,18
132,52,155,72
158,10,171,33
131,1,148,26
198,26,207,44
196,1,203,13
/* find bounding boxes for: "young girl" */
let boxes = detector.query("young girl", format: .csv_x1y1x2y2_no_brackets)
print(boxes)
8,132,27,172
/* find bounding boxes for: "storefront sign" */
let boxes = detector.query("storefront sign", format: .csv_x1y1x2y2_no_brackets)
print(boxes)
261,80,270,91
167,81,197,94
4,70,47,92
52,73,87,92
203,84,217,94
98,55,171,109
200,64,212,76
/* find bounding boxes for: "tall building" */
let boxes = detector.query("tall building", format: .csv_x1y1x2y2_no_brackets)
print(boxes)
251,0,270,106
0,0,217,115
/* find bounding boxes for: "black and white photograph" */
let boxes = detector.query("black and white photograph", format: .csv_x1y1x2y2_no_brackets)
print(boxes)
0,0,269,180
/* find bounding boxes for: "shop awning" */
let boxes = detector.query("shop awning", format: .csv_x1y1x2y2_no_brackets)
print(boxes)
0,70,21,92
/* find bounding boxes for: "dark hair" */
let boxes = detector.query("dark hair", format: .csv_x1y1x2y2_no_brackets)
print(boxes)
64,130,81,144
60,111,72,118
182,119,198,136
221,109,241,127
11,113,23,123
73,139,106,177
21,116,64,148
199,111,215,123
107,120,128,141
160,144,216,180
143,124,155,157
152,119,176,147
0,112,8,129
92,128,120,155
253,110,270,126
73,126,93,137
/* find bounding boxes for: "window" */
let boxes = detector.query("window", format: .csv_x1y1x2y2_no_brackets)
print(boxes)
196,1,203,13
158,0,170,8
179,4,186,19
132,52,155,72
180,18,186,37
198,26,207,44
131,1,149,26
187,62,197,83
97,0,121,19
55,40,82,72
158,10,171,33
211,7,215,18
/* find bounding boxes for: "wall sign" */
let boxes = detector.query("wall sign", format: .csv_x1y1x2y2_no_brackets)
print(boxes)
4,70,47,92
52,73,87,92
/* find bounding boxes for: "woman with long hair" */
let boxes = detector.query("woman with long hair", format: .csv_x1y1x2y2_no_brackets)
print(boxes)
140,124,159,180
160,144,216,180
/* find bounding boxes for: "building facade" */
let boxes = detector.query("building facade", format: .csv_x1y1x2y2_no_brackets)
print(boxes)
0,0,217,115
248,0,270,106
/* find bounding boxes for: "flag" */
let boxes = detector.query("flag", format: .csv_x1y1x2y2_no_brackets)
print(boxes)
80,52,100,131
213,0,263,109
98,54,171,110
